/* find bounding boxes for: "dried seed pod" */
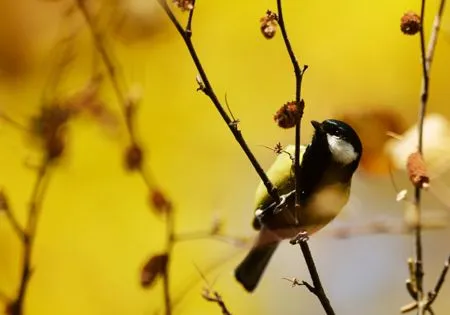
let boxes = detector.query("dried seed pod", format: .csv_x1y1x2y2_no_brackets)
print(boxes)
141,253,169,288
274,100,304,129
401,11,421,35
260,10,278,39
150,189,172,215
0,189,9,211
407,152,429,188
173,0,194,11
125,143,143,171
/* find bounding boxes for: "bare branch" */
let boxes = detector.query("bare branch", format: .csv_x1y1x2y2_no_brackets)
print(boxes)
275,0,306,211
201,289,232,315
290,233,335,315
275,0,334,313
157,0,280,204
9,160,51,315
404,0,447,313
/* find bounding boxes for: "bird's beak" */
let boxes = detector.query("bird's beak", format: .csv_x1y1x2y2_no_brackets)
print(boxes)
311,120,322,132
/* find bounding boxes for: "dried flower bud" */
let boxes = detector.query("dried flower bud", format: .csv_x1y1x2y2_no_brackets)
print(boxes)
125,143,143,171
274,142,284,154
407,152,429,188
31,105,71,159
0,190,9,211
141,253,169,288
5,301,16,315
260,10,278,39
150,189,172,214
274,100,304,129
173,0,194,11
401,11,421,35
46,133,65,160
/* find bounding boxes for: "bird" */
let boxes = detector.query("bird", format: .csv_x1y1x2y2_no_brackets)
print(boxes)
234,119,363,292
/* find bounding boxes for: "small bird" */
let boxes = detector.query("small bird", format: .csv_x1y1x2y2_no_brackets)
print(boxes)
234,119,363,292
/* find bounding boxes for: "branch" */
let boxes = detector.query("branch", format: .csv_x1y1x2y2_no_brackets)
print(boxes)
202,289,232,315
162,209,175,315
0,190,26,241
410,0,446,313
276,0,306,211
290,233,335,315
157,0,280,204
75,3,180,314
8,160,51,315
275,0,334,313
425,255,450,310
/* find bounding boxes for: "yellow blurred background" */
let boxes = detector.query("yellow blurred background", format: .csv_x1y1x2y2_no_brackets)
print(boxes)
0,0,449,314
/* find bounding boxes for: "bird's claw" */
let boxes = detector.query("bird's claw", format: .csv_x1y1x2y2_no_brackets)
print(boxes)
289,231,309,244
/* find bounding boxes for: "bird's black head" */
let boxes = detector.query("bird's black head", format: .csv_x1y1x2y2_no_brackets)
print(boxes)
310,119,363,171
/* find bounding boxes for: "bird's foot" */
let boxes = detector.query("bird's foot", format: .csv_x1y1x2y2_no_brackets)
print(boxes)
289,231,309,245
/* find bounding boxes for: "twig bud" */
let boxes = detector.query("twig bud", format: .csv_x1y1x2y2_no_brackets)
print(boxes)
173,0,194,11
274,100,304,129
149,189,172,215
0,190,9,212
406,152,430,189
125,143,143,171
141,253,169,288
260,10,278,39
401,12,421,35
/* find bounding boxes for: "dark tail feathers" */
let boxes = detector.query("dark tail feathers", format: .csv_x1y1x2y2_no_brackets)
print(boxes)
234,242,279,292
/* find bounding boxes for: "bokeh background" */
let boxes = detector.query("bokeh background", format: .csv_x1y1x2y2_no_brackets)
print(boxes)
0,0,449,314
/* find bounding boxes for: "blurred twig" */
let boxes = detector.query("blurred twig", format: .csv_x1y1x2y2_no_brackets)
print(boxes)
275,0,334,313
202,290,232,315
402,0,447,314
275,0,306,210
196,265,232,315
6,160,51,315
156,0,280,204
75,3,178,314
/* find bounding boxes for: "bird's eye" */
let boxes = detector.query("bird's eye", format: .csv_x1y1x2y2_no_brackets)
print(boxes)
331,128,341,137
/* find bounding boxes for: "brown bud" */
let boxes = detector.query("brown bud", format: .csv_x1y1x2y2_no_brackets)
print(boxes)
0,190,9,211
46,134,65,160
273,142,284,154
5,301,16,315
150,189,172,215
274,100,304,129
141,253,169,288
125,143,143,171
407,152,429,188
401,11,421,35
260,10,278,39
173,0,194,11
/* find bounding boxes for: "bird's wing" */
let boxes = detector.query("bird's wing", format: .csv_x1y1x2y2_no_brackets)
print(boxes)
253,145,308,210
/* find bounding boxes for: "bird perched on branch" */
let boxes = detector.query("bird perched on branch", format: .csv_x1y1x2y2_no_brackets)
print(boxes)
234,119,363,292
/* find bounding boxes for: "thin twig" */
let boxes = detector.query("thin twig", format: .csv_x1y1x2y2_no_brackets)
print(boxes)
9,160,51,315
1,201,26,241
412,0,446,313
290,234,335,315
162,210,175,315
74,3,178,314
195,263,232,315
74,0,134,137
202,290,232,315
157,0,280,204
276,0,334,313
425,255,450,310
276,0,306,211
0,112,30,133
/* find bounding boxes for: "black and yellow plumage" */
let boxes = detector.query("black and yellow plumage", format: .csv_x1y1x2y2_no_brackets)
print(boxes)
235,119,363,292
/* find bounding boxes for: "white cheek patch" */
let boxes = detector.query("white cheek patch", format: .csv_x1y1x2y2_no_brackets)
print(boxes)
326,134,359,165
